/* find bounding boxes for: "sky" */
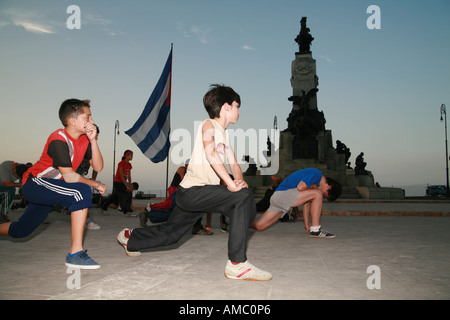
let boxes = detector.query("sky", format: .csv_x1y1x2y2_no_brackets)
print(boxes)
1,0,449,196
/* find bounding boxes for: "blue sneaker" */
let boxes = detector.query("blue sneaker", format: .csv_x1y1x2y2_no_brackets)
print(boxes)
65,250,101,269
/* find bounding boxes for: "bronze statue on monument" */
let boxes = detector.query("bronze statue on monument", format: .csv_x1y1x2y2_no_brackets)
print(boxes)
295,17,314,54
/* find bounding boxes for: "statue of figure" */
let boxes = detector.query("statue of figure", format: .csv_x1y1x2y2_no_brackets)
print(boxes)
336,140,351,163
242,155,257,176
285,108,325,137
355,152,368,175
285,87,324,138
295,17,314,54
260,136,275,168
289,88,319,116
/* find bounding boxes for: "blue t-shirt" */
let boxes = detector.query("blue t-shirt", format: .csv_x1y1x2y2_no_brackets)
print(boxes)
276,168,323,191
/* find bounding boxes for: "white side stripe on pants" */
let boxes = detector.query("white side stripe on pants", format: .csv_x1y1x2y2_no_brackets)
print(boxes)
33,177,84,201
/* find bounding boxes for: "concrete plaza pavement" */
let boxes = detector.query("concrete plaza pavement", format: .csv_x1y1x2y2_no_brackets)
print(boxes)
0,199,449,300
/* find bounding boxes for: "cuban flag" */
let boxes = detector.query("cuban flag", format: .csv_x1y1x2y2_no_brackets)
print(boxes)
125,47,172,163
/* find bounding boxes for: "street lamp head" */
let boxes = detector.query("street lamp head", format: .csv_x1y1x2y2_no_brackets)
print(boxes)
115,120,120,135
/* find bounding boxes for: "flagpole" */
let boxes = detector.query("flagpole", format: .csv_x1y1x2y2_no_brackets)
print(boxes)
113,120,120,191
165,158,169,198
165,43,173,198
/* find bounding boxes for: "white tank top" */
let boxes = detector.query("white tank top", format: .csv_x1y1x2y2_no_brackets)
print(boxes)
180,119,229,188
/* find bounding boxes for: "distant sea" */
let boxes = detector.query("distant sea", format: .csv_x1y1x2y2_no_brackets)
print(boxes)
398,184,429,197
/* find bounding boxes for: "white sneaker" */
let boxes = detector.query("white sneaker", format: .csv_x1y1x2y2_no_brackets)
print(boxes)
86,221,101,230
117,228,141,257
224,260,272,281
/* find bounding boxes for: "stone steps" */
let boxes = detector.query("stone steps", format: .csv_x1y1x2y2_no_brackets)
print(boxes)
339,186,363,199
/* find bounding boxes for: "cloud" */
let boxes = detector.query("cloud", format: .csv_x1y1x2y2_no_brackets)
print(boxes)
176,22,190,38
319,55,333,63
13,20,54,34
242,45,254,50
190,25,212,44
177,22,212,44
83,13,112,26
1,8,119,36
83,13,122,36
2,9,56,34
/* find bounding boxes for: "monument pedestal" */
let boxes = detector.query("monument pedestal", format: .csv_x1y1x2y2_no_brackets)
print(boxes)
291,53,318,103
273,130,346,183
356,187,405,199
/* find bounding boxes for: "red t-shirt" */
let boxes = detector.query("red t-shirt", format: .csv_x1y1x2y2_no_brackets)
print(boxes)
114,160,132,184
22,129,91,185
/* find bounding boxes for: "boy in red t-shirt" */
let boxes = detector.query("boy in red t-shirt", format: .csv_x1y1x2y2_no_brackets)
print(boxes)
0,99,106,269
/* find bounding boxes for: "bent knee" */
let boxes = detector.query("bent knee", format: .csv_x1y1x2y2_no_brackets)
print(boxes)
78,183,93,197
312,189,323,199
302,189,323,202
253,222,267,232
238,188,254,201
9,222,35,238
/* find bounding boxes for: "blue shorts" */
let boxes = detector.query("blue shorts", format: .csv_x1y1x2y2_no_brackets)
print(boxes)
8,177,92,238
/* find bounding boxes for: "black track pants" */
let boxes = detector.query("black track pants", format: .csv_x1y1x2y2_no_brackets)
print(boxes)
127,185,256,262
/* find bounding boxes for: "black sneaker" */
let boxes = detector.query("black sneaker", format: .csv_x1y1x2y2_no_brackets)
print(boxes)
309,228,335,238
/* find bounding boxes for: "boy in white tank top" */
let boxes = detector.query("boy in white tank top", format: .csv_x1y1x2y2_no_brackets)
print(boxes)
118,85,272,281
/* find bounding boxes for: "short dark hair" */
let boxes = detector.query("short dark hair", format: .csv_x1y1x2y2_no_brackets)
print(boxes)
203,84,241,119
15,164,29,180
325,177,342,202
122,149,133,160
59,99,91,126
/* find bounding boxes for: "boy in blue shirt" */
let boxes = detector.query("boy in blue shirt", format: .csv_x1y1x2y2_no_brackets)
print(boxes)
252,168,342,238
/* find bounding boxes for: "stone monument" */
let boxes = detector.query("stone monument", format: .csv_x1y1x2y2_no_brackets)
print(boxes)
246,17,404,199
277,17,347,183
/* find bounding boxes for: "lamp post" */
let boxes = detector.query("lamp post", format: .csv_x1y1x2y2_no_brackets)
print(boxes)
440,104,449,197
113,120,120,186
